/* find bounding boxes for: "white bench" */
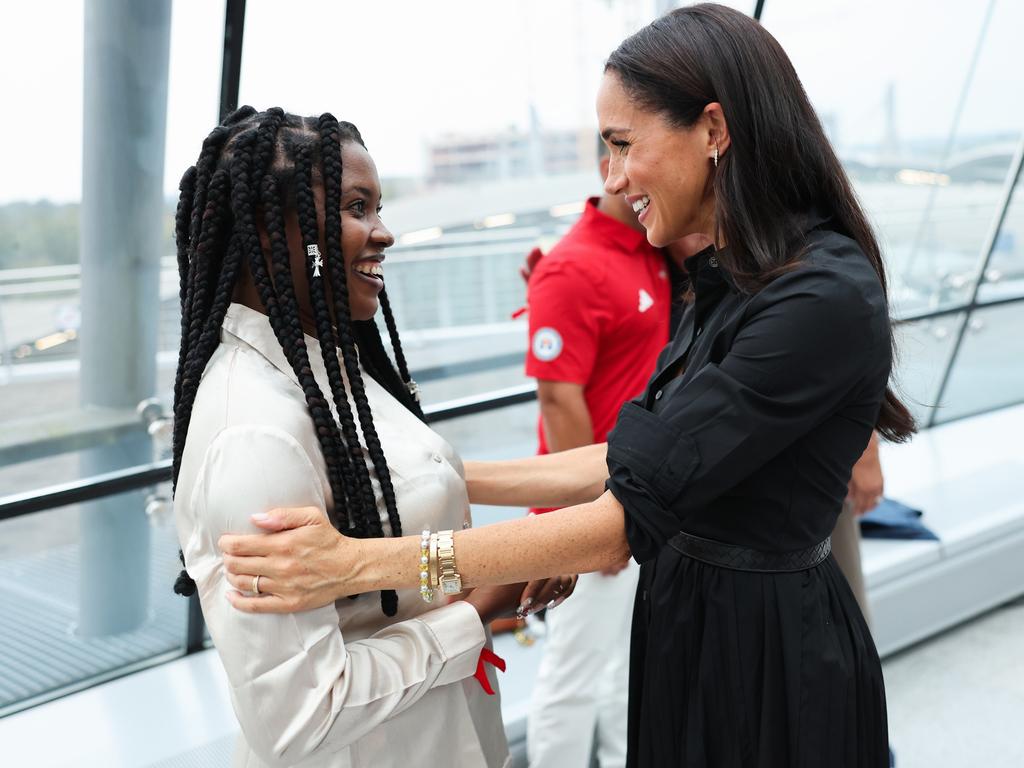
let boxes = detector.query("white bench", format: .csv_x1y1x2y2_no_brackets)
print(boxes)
869,403,1024,656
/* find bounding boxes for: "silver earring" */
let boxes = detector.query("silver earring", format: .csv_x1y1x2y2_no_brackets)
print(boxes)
713,145,719,168
306,244,323,278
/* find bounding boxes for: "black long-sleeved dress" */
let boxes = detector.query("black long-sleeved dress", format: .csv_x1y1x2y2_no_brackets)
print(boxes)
606,219,891,767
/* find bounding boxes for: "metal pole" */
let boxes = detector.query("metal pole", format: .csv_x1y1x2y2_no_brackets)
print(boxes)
929,129,1024,427
753,0,766,21
78,0,172,636
219,0,248,121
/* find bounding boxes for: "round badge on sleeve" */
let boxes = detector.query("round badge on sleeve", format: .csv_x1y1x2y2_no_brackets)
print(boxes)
532,327,563,362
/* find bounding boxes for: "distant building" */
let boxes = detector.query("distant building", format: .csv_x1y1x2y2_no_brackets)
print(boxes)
427,126,597,185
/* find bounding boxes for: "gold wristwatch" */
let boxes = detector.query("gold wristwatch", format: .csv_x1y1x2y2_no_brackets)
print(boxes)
435,529,463,595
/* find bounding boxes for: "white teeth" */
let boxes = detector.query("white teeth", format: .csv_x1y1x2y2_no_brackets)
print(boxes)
631,195,650,214
354,262,383,278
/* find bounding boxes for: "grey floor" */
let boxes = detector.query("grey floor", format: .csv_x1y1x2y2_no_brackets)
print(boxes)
883,595,1024,768
2,593,1022,767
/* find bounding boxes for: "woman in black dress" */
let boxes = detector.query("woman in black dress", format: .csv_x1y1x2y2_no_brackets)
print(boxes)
218,5,913,766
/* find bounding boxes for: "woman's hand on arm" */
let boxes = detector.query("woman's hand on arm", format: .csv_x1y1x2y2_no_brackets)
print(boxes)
220,491,627,613
219,506,363,613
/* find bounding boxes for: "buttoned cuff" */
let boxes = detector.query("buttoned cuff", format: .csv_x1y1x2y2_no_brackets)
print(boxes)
414,600,487,687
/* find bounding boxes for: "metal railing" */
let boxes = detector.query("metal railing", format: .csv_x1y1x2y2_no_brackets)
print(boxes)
0,379,540,716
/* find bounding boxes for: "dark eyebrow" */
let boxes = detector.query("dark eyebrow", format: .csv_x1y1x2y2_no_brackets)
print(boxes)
345,185,378,198
600,127,629,141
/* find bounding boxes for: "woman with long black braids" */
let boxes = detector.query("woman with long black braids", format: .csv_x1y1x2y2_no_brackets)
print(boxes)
219,6,914,766
170,107,560,767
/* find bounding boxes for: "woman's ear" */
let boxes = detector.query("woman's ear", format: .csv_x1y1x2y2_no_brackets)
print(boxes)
703,102,731,159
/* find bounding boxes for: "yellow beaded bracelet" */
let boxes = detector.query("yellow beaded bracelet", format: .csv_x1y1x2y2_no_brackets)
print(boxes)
419,529,434,603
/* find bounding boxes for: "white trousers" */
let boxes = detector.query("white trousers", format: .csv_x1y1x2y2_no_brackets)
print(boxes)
526,561,640,768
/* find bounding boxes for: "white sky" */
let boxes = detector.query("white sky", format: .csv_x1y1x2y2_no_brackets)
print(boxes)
1,0,1021,204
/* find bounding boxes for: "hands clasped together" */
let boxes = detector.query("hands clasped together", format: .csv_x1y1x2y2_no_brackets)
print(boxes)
218,507,577,624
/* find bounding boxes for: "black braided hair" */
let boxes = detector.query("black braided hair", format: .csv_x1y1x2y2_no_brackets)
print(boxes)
172,167,196,416
293,144,373,536
316,114,405,616
378,288,424,420
171,108,416,617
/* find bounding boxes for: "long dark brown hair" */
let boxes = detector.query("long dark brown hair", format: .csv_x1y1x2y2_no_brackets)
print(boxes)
606,4,915,441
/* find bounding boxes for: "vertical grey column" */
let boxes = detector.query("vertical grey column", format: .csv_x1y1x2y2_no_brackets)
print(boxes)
78,0,172,636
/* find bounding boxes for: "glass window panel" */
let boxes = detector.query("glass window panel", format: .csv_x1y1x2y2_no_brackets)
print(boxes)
978,177,1024,304
892,313,966,428
760,0,1024,317
0,2,224,496
934,300,1024,423
0,487,187,714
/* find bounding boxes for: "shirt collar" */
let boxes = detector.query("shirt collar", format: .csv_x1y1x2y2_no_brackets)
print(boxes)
680,209,834,295
684,244,738,294
580,196,655,255
222,302,346,385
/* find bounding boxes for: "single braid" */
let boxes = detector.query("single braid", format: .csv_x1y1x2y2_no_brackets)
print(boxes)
252,107,284,182
173,166,196,417
189,126,231,247
378,288,424,420
377,289,411,384
223,105,257,125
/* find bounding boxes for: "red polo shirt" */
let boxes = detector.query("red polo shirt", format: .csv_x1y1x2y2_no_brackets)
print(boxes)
526,197,670,510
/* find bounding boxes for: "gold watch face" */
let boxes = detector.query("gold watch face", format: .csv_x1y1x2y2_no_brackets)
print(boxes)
440,575,463,595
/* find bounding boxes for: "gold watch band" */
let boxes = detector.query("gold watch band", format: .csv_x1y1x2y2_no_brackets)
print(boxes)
435,529,463,595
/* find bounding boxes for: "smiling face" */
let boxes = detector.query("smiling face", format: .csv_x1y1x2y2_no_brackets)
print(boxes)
335,141,393,321
238,138,394,331
597,72,720,248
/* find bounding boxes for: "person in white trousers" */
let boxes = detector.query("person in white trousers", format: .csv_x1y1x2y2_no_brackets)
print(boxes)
527,560,639,767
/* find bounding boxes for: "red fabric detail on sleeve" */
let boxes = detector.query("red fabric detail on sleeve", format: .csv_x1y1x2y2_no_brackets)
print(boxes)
473,647,507,695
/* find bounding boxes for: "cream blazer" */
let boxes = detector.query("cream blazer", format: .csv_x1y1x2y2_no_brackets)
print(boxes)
174,303,510,768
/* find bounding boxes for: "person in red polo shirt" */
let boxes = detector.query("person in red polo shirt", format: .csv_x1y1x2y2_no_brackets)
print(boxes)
523,140,671,768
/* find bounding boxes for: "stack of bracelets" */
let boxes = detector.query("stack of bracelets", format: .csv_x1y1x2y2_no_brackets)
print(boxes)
419,528,464,603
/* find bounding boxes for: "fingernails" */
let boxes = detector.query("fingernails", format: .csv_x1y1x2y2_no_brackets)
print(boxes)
252,512,270,522
517,597,533,616
546,599,556,610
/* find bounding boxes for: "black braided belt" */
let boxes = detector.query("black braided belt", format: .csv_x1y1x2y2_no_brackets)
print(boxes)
668,530,832,573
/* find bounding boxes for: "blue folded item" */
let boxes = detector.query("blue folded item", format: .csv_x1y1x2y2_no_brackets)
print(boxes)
859,498,939,541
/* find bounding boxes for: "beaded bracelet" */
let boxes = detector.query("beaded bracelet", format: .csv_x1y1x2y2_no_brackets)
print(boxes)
419,529,434,603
